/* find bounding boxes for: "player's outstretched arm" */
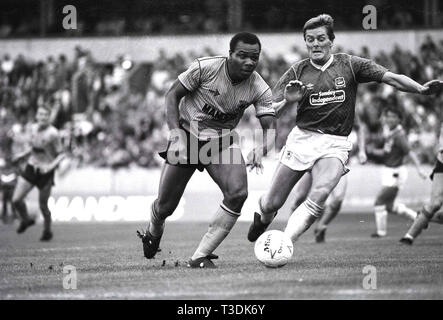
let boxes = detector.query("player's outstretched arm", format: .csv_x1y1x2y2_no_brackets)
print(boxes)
408,150,428,179
272,67,302,118
165,79,190,131
246,115,276,174
11,149,31,164
381,72,443,95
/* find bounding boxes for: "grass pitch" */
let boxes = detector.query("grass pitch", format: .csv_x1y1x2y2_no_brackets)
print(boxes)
0,213,442,299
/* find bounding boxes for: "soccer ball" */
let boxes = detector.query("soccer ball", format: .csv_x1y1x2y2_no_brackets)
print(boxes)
254,230,293,268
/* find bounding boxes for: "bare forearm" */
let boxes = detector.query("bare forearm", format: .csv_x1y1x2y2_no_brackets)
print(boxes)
257,116,277,156
50,153,66,169
382,72,426,94
165,95,181,130
274,99,298,118
13,149,31,162
408,151,421,169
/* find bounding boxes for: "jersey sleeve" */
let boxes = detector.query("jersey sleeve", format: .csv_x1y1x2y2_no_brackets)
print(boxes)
350,55,388,83
272,66,297,103
177,59,201,91
254,88,275,118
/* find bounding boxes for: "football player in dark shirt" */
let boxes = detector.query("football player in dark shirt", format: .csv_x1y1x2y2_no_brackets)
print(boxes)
247,14,443,244
400,119,443,245
367,107,426,238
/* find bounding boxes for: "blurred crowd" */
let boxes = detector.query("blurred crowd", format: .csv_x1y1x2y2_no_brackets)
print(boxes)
0,1,438,38
1,35,443,172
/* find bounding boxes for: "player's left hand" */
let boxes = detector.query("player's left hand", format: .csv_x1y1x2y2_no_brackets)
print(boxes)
246,149,264,174
358,150,367,164
421,80,443,95
418,168,428,180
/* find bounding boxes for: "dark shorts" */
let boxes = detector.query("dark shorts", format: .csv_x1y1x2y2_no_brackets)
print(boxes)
159,129,236,172
21,164,55,189
430,158,443,181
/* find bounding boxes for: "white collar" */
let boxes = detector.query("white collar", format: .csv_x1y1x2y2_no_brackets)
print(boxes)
310,54,334,72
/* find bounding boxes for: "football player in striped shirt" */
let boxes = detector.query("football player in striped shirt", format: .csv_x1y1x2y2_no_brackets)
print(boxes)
137,32,276,268
247,14,443,244
11,105,65,241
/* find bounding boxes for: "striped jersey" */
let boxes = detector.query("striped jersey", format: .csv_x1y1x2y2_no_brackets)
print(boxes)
178,56,274,139
28,124,63,167
273,53,388,136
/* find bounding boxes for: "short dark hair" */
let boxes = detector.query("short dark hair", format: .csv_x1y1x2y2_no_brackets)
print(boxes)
229,32,261,52
303,14,335,42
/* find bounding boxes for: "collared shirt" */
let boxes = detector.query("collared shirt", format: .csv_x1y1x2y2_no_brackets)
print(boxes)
178,56,274,139
273,53,388,136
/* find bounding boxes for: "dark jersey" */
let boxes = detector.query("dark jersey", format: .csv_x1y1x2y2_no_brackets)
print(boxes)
273,53,388,136
383,125,410,168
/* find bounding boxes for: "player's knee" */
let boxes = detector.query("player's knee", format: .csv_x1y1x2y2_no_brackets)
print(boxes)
156,199,178,219
427,200,443,214
374,196,386,206
330,199,343,212
309,185,331,205
223,186,248,208
39,200,49,212
291,195,306,212
261,196,283,214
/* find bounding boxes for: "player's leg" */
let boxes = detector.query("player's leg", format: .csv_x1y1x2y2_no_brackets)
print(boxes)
314,175,348,243
401,172,443,244
1,188,7,223
372,186,398,237
248,162,305,242
390,167,417,221
285,157,343,242
289,172,312,213
38,183,53,241
12,176,35,233
430,210,443,224
189,147,248,267
140,162,196,259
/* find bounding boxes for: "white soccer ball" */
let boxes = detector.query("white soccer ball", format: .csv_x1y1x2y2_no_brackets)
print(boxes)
254,230,294,268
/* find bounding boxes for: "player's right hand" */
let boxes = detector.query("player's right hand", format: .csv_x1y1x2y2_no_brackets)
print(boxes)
284,80,307,103
358,150,368,164
421,80,443,95
167,130,188,163
418,168,428,180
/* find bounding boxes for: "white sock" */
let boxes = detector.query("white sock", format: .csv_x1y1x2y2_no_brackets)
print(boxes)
404,233,414,240
374,205,387,236
393,203,417,221
284,198,323,242
191,204,240,260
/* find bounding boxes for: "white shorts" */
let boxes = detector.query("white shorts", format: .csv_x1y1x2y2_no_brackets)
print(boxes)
381,166,408,188
279,126,353,174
